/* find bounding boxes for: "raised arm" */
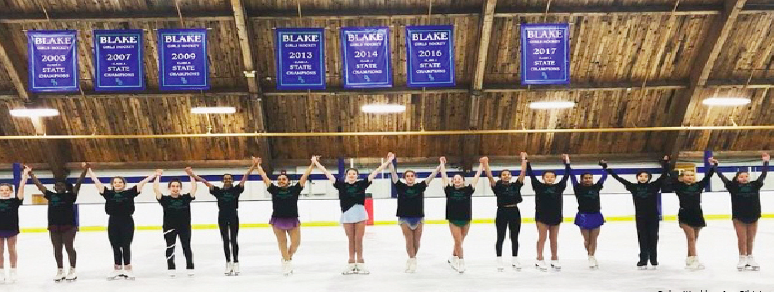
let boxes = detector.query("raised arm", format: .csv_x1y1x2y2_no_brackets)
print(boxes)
525,155,541,186
601,160,633,187
255,157,273,187
18,166,31,200
596,165,608,186
136,171,158,190
153,169,163,200
238,158,258,187
568,161,579,187
698,156,716,187
313,157,337,184
483,157,496,187
299,157,315,187
27,167,48,193
712,158,731,185
440,157,449,186
517,152,527,183
757,153,769,184
386,152,400,184
87,166,106,194
187,166,213,188
367,155,394,182
425,165,441,185
470,161,484,188
559,154,572,185
73,163,88,195
184,167,198,198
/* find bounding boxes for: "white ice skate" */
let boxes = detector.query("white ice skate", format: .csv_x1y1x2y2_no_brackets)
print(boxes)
409,258,417,273
448,256,459,271
588,256,599,269
497,257,504,272
737,255,748,271
746,256,760,271
355,263,370,275
53,269,65,282
535,260,548,272
512,257,522,271
551,260,562,271
107,269,123,281
224,262,233,276
123,269,135,280
457,259,466,273
232,262,240,276
65,268,77,281
342,263,356,275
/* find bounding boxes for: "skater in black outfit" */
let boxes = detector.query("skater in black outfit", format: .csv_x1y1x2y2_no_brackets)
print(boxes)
525,153,571,272
601,157,668,270
712,153,769,271
483,153,527,272
154,168,198,277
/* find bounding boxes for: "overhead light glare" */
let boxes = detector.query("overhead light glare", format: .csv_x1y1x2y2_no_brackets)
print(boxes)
702,97,751,106
191,107,236,114
9,108,59,117
529,101,575,109
362,104,406,114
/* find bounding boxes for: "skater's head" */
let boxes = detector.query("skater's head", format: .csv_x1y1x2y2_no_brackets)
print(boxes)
54,180,72,194
168,178,183,196
111,176,127,191
680,170,696,184
222,174,234,188
499,169,512,183
542,170,557,184
345,168,359,183
277,174,290,187
403,170,417,185
636,171,652,183
733,171,750,184
581,173,594,186
0,183,13,198
452,174,465,188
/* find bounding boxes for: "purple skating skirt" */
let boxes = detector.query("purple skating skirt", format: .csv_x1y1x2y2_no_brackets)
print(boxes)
0,230,19,238
269,217,300,230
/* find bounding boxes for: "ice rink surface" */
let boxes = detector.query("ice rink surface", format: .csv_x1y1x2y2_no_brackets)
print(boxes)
3,220,774,292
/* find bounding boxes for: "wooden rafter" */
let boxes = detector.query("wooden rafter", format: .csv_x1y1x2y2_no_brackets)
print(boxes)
664,0,748,163
462,0,497,171
230,0,272,172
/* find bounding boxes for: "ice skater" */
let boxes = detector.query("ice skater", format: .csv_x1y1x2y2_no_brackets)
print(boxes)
257,156,314,275
0,166,28,283
712,153,769,271
388,152,440,273
663,156,715,270
601,157,668,270
440,156,483,273
25,164,87,282
188,160,257,276
568,160,607,269
154,168,198,277
87,164,157,280
526,153,571,271
314,155,392,275
483,153,527,272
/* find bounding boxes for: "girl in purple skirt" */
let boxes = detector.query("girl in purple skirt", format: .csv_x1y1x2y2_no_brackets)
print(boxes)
256,156,314,276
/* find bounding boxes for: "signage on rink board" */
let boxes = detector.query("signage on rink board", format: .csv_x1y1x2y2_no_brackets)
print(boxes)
274,28,326,90
521,23,571,85
405,25,455,88
93,29,145,91
340,26,392,89
27,30,79,92
157,29,210,91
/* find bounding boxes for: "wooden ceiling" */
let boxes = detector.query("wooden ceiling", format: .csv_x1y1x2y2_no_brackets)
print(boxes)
0,0,772,173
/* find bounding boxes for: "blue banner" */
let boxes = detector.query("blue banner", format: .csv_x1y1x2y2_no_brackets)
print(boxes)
157,29,209,91
521,23,570,85
94,29,145,91
27,30,79,92
405,25,455,88
340,27,392,88
275,28,326,90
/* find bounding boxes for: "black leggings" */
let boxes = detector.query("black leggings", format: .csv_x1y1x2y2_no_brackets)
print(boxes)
635,215,659,264
495,207,522,257
50,228,77,269
164,225,194,270
218,211,240,263
108,215,134,265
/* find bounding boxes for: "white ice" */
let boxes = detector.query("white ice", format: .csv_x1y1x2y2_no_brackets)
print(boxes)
2,220,774,292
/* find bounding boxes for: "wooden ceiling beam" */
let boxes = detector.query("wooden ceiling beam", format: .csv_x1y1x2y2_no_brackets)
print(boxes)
461,0,497,172
2,80,772,101
231,0,272,172
2,4,772,24
664,0,748,164
0,24,31,102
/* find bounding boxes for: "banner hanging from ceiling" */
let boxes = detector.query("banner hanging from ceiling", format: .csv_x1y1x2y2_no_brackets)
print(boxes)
340,26,392,89
405,25,455,88
275,28,326,90
157,28,209,91
94,29,145,91
27,30,79,92
521,23,570,85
